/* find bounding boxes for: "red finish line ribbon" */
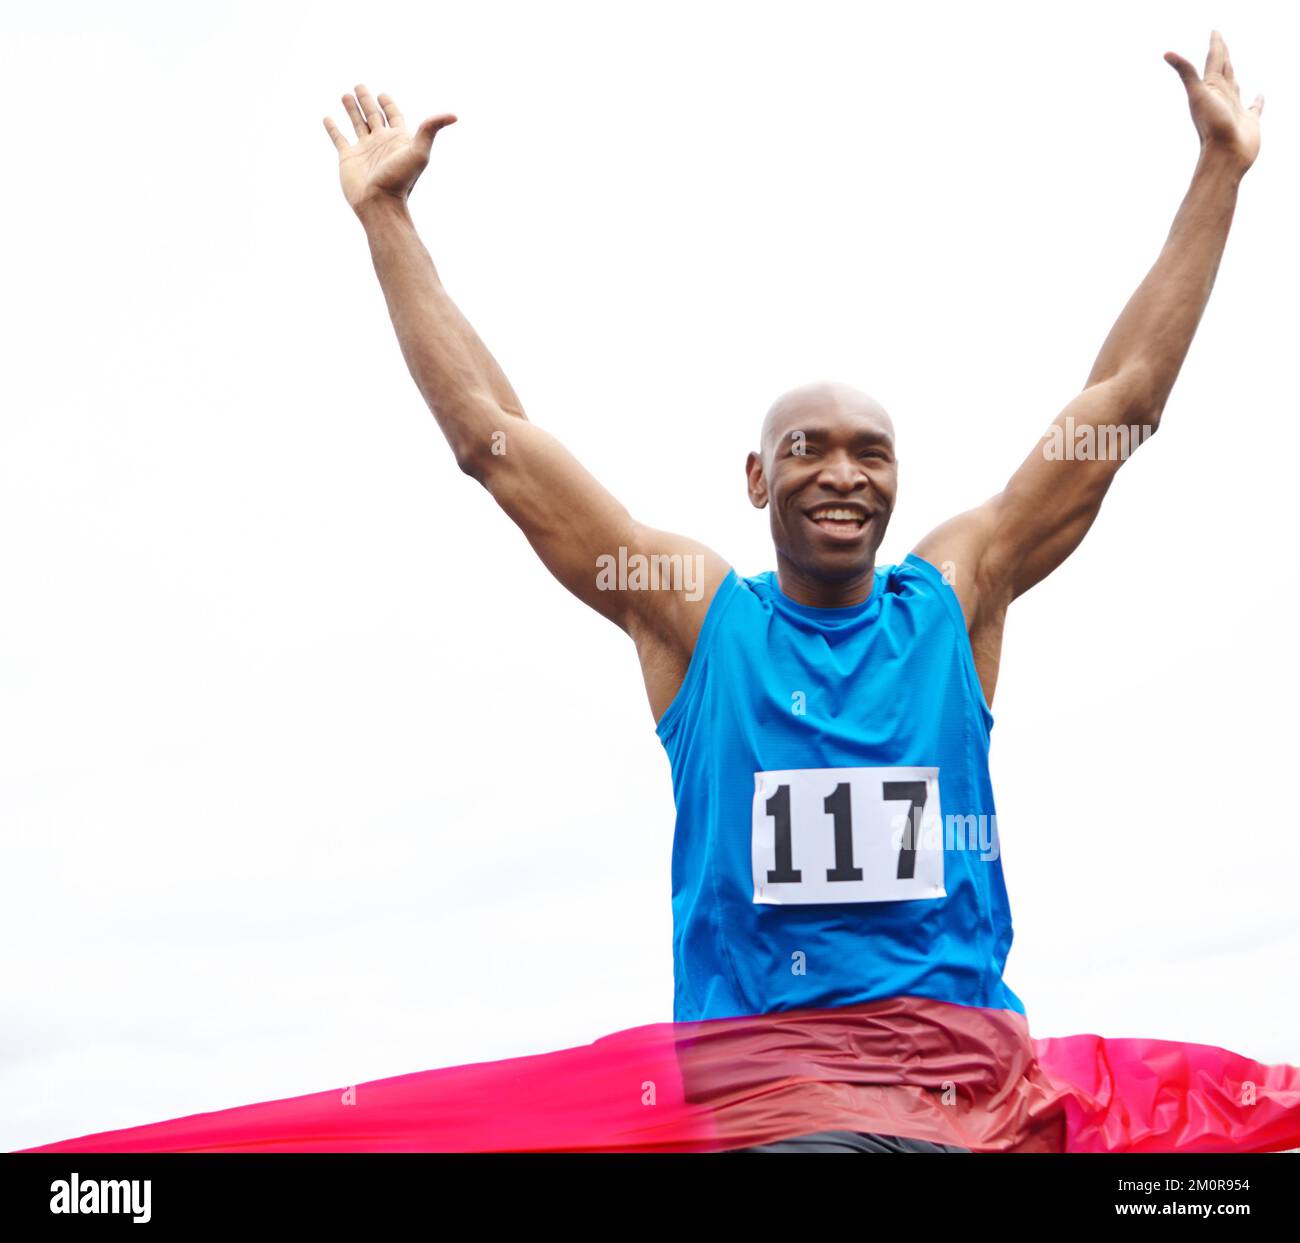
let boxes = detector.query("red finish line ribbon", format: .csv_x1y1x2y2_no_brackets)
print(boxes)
18,997,1300,1153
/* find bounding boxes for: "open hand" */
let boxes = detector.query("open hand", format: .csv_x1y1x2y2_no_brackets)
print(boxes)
323,85,457,213
1165,32,1262,172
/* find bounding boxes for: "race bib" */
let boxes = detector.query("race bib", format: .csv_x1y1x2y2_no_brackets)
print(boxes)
751,767,945,905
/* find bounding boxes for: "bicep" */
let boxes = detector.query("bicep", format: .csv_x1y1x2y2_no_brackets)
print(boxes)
988,370,1154,598
474,418,636,626
472,417,731,642
917,369,1156,619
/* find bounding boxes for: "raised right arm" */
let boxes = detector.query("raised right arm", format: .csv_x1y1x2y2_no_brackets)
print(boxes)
324,85,730,720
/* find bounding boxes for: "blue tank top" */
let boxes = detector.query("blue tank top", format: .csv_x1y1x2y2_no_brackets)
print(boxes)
655,552,1024,1023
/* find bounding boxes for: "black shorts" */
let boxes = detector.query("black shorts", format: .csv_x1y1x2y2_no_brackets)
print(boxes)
728,1130,972,1153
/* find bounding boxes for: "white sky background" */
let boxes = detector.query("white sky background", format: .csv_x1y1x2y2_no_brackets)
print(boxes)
2,0,1297,1150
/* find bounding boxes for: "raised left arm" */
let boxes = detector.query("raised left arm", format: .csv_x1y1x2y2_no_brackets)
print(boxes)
914,32,1262,703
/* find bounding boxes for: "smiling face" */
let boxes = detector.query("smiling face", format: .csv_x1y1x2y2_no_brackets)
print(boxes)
746,382,898,600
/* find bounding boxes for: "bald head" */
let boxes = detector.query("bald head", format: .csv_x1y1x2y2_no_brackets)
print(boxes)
759,381,895,468
745,379,899,592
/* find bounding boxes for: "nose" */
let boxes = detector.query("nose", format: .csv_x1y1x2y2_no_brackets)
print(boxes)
816,451,868,492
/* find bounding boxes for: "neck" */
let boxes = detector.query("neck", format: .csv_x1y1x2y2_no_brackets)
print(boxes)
775,553,876,608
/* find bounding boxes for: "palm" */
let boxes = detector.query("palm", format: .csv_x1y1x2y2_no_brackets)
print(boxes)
339,126,422,206
323,85,457,210
1166,32,1263,171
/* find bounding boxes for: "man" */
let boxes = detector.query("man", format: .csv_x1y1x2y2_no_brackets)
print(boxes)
322,31,1261,1152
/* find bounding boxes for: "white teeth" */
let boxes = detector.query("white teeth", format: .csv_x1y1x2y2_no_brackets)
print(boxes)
811,508,864,522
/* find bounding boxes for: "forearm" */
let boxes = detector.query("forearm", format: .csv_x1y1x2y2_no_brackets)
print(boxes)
357,194,525,467
1086,146,1245,417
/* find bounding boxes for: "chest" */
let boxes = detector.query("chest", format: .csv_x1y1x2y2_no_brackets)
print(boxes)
714,611,968,749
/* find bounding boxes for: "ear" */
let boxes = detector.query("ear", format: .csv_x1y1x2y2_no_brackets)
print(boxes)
745,450,769,508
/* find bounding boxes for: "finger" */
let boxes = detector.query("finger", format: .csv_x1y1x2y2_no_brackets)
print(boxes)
1205,29,1225,78
412,113,458,161
1250,93,1264,116
342,93,369,138
377,92,405,129
322,116,350,151
1164,51,1199,91
354,84,386,128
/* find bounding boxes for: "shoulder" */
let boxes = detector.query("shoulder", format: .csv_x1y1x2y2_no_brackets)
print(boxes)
887,552,972,631
893,551,950,592
909,501,1005,624
738,569,775,599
